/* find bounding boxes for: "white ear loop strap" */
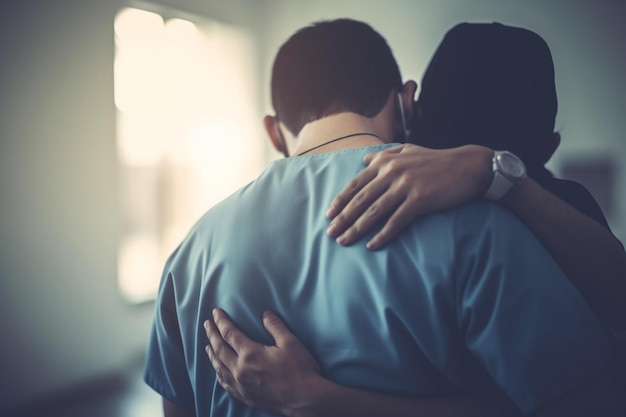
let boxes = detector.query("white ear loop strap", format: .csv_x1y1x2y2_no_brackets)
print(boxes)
397,93,409,142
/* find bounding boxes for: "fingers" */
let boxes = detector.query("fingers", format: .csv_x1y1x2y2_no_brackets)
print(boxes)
327,175,392,241
203,318,233,385
205,343,230,385
204,316,238,370
327,146,411,240
366,199,421,250
262,311,294,347
363,145,402,165
205,344,247,403
212,308,260,354
333,183,406,245
326,168,378,219
205,311,259,406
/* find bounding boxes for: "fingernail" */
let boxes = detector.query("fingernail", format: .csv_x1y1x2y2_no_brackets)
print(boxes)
326,205,334,218
326,223,336,236
367,240,380,250
337,236,347,245
212,308,218,319
204,320,209,329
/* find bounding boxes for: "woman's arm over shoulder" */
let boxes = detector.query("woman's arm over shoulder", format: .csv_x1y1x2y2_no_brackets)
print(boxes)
327,143,626,333
501,177,626,333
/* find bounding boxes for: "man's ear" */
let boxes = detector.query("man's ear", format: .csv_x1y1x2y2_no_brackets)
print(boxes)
263,115,286,154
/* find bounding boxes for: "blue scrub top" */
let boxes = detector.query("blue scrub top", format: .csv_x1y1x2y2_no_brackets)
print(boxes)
144,144,611,416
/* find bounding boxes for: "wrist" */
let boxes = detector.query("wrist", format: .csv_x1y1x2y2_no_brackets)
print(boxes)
499,174,532,208
483,150,527,201
283,374,335,417
456,145,494,196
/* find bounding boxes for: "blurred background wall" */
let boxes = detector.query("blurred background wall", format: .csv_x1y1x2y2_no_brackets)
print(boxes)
1,0,624,414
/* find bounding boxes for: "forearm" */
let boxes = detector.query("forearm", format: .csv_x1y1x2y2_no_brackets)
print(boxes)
287,375,512,417
501,177,626,332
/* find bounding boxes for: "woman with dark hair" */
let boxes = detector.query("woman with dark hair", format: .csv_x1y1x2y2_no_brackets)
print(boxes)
329,22,613,246
204,22,626,416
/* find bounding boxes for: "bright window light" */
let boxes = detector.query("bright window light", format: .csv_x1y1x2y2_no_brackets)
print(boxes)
114,7,263,303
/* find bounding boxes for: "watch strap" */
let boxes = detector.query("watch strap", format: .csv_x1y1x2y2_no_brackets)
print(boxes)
484,169,514,201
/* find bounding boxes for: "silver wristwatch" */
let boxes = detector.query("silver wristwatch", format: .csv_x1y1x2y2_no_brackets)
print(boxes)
484,151,527,201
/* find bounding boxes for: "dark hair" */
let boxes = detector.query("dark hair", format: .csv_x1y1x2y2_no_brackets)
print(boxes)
412,22,558,173
271,19,403,136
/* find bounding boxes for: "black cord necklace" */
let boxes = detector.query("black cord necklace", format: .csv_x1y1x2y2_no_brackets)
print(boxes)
296,132,382,156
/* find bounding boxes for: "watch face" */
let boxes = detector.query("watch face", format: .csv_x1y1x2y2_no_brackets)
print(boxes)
498,152,526,179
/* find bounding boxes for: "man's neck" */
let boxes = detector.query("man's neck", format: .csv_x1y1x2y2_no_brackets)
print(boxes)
292,113,389,156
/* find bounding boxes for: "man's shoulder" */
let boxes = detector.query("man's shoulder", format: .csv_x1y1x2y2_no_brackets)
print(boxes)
387,200,525,268
410,199,521,233
410,199,537,254
455,199,526,228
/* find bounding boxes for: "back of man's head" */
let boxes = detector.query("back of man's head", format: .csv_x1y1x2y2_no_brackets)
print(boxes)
271,19,403,136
